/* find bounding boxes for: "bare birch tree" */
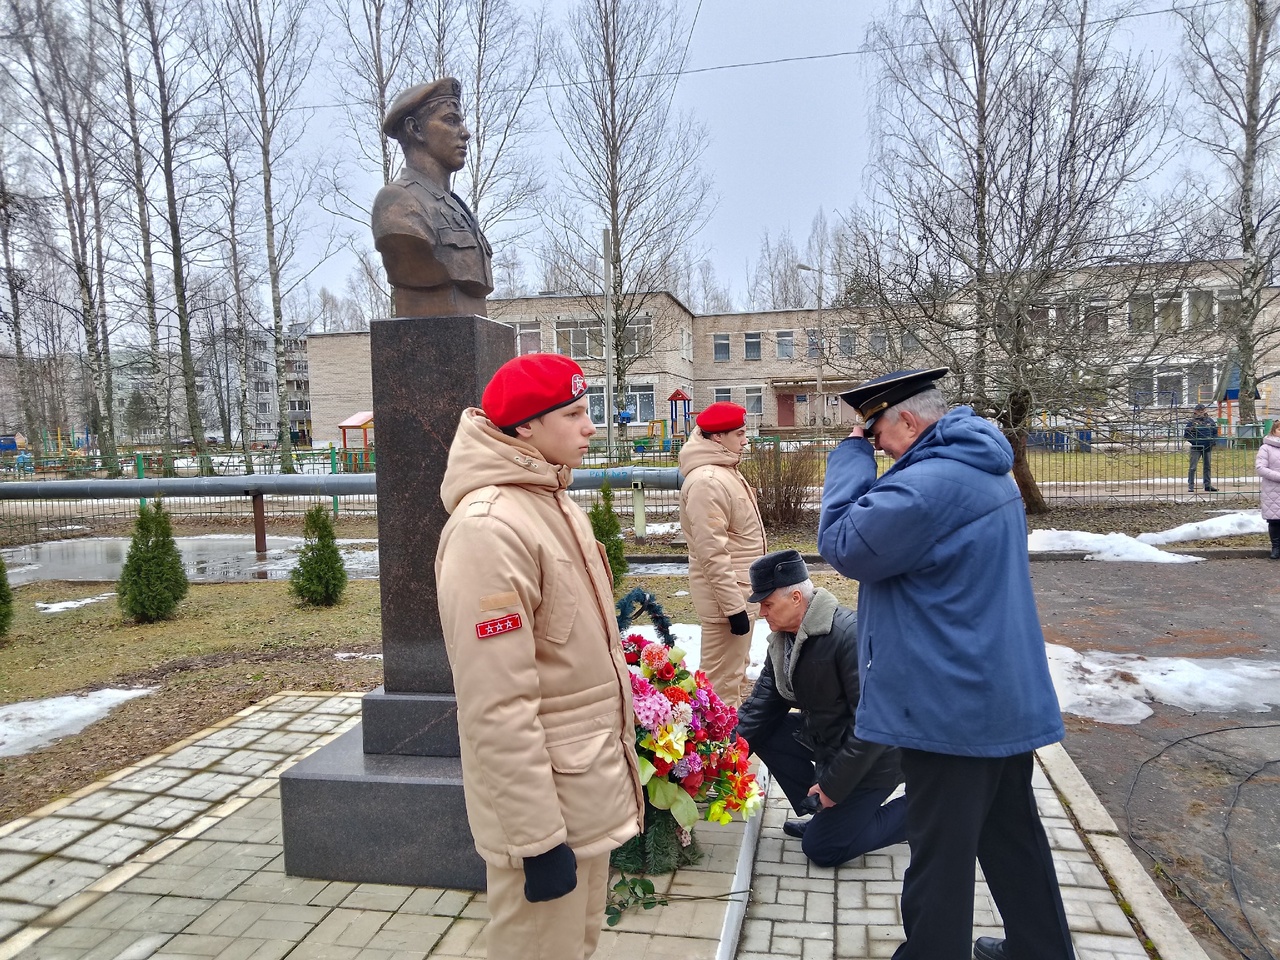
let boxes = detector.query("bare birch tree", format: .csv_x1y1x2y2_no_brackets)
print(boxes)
856,0,1183,512
5,0,121,472
218,0,318,473
1177,0,1280,423
544,0,712,430
454,0,546,235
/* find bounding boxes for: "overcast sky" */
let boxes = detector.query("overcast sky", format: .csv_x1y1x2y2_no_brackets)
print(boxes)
323,0,1189,309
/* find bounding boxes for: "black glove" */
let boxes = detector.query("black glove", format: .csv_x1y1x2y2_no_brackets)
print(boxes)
728,610,751,635
523,843,577,902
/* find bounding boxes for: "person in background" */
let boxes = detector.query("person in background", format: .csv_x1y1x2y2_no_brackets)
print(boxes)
436,353,642,960
1184,403,1219,493
737,549,907,868
678,401,766,707
818,367,1074,960
1256,419,1280,560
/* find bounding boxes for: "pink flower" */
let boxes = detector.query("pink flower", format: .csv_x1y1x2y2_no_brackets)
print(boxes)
633,692,673,730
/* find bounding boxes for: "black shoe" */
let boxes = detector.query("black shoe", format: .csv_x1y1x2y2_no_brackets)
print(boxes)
1205,486,1219,492
1269,546,1280,560
974,937,1006,960
782,819,808,839
1188,487,1196,493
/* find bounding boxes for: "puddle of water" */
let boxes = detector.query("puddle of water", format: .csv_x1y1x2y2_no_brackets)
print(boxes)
0,537,379,585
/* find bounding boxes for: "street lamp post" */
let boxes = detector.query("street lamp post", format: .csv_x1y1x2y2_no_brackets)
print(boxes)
797,262,823,433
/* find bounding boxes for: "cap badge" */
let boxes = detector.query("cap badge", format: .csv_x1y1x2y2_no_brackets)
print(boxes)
571,374,587,397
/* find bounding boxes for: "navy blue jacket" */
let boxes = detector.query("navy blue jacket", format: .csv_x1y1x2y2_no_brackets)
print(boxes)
1183,414,1218,450
817,407,1064,757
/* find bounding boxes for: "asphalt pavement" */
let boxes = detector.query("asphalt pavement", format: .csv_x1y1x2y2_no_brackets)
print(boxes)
1032,559,1280,960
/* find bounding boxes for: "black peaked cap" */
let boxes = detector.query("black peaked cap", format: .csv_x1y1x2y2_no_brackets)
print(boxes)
839,367,950,426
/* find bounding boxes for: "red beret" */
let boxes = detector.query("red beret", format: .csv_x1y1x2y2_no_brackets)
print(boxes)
696,401,746,434
482,353,589,429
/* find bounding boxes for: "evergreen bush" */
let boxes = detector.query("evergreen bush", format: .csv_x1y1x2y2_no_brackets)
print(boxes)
290,504,348,606
589,481,629,589
0,554,13,639
118,500,189,623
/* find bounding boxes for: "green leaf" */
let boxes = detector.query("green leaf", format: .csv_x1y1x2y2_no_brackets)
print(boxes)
636,755,656,785
669,789,699,829
646,777,679,810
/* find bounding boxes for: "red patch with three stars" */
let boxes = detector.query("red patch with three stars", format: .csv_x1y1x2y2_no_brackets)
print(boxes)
476,614,522,639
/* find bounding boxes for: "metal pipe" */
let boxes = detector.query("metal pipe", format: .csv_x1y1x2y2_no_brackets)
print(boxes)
0,466,683,499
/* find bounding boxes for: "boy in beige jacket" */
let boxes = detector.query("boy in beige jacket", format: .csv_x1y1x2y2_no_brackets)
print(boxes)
678,401,767,707
436,353,642,960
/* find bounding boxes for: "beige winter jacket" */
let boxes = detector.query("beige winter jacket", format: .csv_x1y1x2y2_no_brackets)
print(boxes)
436,408,643,869
678,431,767,621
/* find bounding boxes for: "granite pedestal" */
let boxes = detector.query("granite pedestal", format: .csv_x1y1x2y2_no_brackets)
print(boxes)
280,314,512,890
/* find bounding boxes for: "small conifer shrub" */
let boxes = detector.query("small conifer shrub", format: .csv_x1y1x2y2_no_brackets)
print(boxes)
588,481,629,589
290,504,348,606
118,500,189,622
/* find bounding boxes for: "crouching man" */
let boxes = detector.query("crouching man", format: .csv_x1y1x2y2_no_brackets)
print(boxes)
436,353,643,959
736,549,907,867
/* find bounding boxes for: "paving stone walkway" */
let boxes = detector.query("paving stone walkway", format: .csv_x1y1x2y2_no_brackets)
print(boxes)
0,693,1214,960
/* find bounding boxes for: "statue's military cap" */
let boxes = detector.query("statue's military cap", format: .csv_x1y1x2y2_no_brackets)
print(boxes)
382,78,463,137
840,367,950,427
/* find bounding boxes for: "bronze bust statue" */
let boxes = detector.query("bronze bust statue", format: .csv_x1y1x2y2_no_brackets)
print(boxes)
372,78,494,318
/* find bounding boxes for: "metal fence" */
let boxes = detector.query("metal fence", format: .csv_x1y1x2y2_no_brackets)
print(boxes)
0,423,1268,550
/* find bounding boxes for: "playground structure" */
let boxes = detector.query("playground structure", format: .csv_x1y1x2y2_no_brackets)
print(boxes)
632,389,693,453
337,411,375,472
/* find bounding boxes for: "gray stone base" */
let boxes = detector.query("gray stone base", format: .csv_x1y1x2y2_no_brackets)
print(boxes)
280,724,486,889
361,688,460,756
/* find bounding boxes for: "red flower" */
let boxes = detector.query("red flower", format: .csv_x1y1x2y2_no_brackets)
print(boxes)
652,757,674,777
681,770,705,794
662,686,690,704
657,662,676,681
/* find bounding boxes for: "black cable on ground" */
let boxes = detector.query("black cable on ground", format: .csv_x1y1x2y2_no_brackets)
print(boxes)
1120,722,1280,960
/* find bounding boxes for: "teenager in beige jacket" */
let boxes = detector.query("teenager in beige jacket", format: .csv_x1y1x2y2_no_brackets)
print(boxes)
436,353,642,960
678,401,767,707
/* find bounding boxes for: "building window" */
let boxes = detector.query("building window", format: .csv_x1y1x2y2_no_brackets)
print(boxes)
806,328,821,359
838,327,854,356
257,402,271,414
900,330,920,354
776,330,794,359
1083,302,1108,336
1128,294,1154,332
514,321,541,355
587,386,606,424
1127,365,1154,407
1218,294,1242,328
256,380,272,393
681,329,694,362
1157,295,1182,332
555,318,603,359
714,387,731,404
869,330,888,355
1155,365,1183,406
745,386,762,415
1188,291,1213,328
624,384,655,423
713,333,730,362
744,332,761,361
623,315,653,357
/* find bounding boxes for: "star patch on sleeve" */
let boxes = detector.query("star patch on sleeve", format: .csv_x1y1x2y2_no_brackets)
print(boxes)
476,613,522,639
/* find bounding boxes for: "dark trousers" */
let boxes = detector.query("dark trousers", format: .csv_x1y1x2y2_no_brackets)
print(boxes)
1188,444,1213,488
754,713,907,868
1268,519,1280,556
892,749,1074,960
